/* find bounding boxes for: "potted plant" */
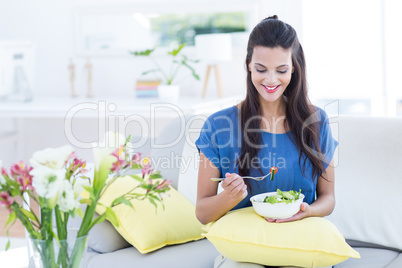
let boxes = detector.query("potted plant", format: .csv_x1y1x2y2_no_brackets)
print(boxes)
0,133,171,268
130,44,200,102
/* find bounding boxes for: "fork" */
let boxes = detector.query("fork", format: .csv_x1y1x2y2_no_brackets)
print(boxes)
210,167,277,182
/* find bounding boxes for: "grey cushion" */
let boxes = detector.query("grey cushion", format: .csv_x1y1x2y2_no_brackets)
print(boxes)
386,253,402,268
69,204,131,254
326,116,402,251
87,213,130,253
83,238,219,268
335,247,400,268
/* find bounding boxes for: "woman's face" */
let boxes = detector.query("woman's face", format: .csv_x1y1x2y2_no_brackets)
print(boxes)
248,46,293,104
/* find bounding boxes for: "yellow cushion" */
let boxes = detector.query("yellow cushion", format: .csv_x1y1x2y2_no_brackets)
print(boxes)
204,207,360,267
93,176,204,254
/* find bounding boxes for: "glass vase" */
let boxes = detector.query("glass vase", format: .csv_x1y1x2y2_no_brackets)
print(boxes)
28,229,88,268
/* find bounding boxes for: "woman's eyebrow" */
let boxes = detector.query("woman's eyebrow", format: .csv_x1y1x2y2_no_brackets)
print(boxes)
255,63,289,68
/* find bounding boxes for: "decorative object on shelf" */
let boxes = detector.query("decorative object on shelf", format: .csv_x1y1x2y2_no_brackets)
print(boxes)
0,133,171,268
135,79,160,98
195,34,233,98
130,44,200,102
0,40,35,102
68,58,77,98
84,57,93,98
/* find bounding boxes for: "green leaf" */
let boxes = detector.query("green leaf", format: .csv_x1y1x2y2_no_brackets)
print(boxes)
105,207,119,227
126,192,144,198
20,208,37,222
5,239,10,251
182,61,200,81
130,48,155,56
112,197,133,208
129,174,144,183
91,212,108,228
148,197,158,209
149,172,162,179
131,163,142,170
83,186,95,197
149,194,162,203
5,211,16,228
168,44,186,56
79,198,93,206
141,68,161,76
75,208,84,218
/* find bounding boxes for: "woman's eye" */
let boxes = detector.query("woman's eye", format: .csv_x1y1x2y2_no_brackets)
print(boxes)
278,70,288,74
256,68,266,73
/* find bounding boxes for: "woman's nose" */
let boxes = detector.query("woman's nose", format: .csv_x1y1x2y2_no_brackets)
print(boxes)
265,71,277,84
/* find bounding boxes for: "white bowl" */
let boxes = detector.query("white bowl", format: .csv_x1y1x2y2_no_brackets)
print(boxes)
250,192,305,220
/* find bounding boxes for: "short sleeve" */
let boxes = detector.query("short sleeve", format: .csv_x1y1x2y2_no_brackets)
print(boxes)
195,117,222,174
317,109,338,169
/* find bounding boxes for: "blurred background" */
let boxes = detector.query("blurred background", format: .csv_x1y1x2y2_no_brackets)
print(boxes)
0,0,401,175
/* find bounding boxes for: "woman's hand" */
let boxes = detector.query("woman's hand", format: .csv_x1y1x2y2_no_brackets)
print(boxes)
266,202,311,223
221,172,248,201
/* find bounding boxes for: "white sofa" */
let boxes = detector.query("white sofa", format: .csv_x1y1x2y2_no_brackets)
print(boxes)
81,115,402,268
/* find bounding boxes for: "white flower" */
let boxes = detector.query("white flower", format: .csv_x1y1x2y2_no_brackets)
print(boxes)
57,180,78,212
31,145,75,169
0,160,5,185
30,165,65,200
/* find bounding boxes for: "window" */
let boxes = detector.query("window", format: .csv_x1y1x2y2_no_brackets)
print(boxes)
74,1,260,56
302,0,385,116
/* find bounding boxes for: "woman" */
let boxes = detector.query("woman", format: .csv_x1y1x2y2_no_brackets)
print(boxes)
195,15,338,225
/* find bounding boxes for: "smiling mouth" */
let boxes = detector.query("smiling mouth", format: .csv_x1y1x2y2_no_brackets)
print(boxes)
263,85,280,93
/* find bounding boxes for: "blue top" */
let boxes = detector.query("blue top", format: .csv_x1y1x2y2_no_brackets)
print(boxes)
195,105,338,210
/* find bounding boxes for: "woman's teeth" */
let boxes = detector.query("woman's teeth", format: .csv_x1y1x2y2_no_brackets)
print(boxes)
263,85,279,91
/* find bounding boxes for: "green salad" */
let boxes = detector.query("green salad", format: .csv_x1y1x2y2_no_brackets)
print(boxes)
263,189,302,204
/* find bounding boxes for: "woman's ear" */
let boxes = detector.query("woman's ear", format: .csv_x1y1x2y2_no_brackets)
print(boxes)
292,66,295,73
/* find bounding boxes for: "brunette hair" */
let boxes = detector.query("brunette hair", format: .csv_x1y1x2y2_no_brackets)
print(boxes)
236,15,325,186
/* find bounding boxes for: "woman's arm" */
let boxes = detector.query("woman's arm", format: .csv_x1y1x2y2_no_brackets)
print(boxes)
269,158,335,223
195,152,248,225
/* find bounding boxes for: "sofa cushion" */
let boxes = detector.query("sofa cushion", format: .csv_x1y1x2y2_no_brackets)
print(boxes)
150,115,188,189
83,239,219,268
334,247,400,268
177,114,208,204
94,175,204,254
87,212,130,253
204,207,360,267
326,116,402,250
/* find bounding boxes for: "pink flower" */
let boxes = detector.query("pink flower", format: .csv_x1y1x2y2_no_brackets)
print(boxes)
66,151,78,165
10,162,33,192
111,145,125,160
72,158,86,170
155,179,171,190
10,161,24,178
0,191,14,213
131,153,142,164
111,159,126,173
1,167,9,177
110,146,128,173
141,157,152,178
